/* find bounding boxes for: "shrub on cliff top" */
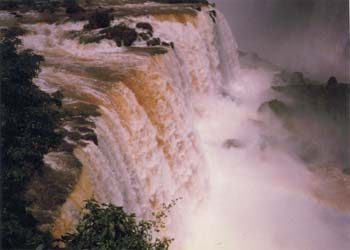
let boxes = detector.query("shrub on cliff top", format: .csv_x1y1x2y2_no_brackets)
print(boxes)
62,200,173,250
1,34,64,249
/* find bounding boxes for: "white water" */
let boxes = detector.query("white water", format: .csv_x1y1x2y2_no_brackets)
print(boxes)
182,66,350,250
5,4,349,248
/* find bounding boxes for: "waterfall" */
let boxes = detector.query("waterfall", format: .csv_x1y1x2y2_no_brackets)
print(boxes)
17,5,239,240
5,2,349,249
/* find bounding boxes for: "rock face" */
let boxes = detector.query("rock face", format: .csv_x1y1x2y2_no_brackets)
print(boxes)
261,72,349,170
84,10,113,30
65,1,85,14
0,26,26,38
272,70,317,86
290,72,305,85
223,139,244,149
259,99,291,117
209,10,216,23
327,76,338,88
101,24,138,46
136,22,153,33
75,20,173,49
147,37,161,46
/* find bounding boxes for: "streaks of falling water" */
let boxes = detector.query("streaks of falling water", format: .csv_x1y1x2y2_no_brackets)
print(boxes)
14,4,350,250
20,7,232,238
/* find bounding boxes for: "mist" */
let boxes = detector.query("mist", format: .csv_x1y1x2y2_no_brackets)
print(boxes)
178,4,350,247
216,0,349,82
1,2,348,250
181,62,350,250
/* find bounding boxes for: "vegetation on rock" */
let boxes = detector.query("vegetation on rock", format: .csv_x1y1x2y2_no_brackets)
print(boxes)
64,0,85,14
263,71,350,172
259,99,292,117
84,10,114,30
101,24,138,46
1,34,64,249
1,25,173,250
62,200,174,250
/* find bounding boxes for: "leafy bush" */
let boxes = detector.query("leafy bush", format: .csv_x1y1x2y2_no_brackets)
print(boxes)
1,35,64,249
62,200,173,250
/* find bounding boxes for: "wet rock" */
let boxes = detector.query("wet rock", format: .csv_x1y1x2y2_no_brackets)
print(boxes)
51,90,64,107
35,1,61,13
65,1,85,14
272,70,289,85
78,141,88,147
139,32,152,41
327,76,338,88
79,34,105,44
220,89,235,101
299,144,319,164
100,24,138,47
290,71,305,85
136,22,153,34
52,90,64,100
82,133,98,145
267,79,349,166
0,1,18,10
239,51,277,70
10,11,23,18
259,99,291,117
223,139,244,149
238,50,248,57
84,10,113,30
25,159,81,225
161,41,175,49
127,46,168,55
147,37,161,46
67,131,82,141
57,141,75,153
71,117,96,127
209,10,216,23
343,167,350,176
0,26,26,38
64,102,100,117
76,127,95,134
272,83,349,116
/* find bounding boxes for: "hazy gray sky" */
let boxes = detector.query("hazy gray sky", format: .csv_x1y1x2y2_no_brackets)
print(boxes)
215,0,349,82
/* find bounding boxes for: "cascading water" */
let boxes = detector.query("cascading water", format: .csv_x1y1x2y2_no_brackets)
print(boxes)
2,1,349,249
14,4,237,239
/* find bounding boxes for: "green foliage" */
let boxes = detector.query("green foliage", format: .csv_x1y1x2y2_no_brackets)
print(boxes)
1,35,64,249
0,0,64,12
62,200,174,250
